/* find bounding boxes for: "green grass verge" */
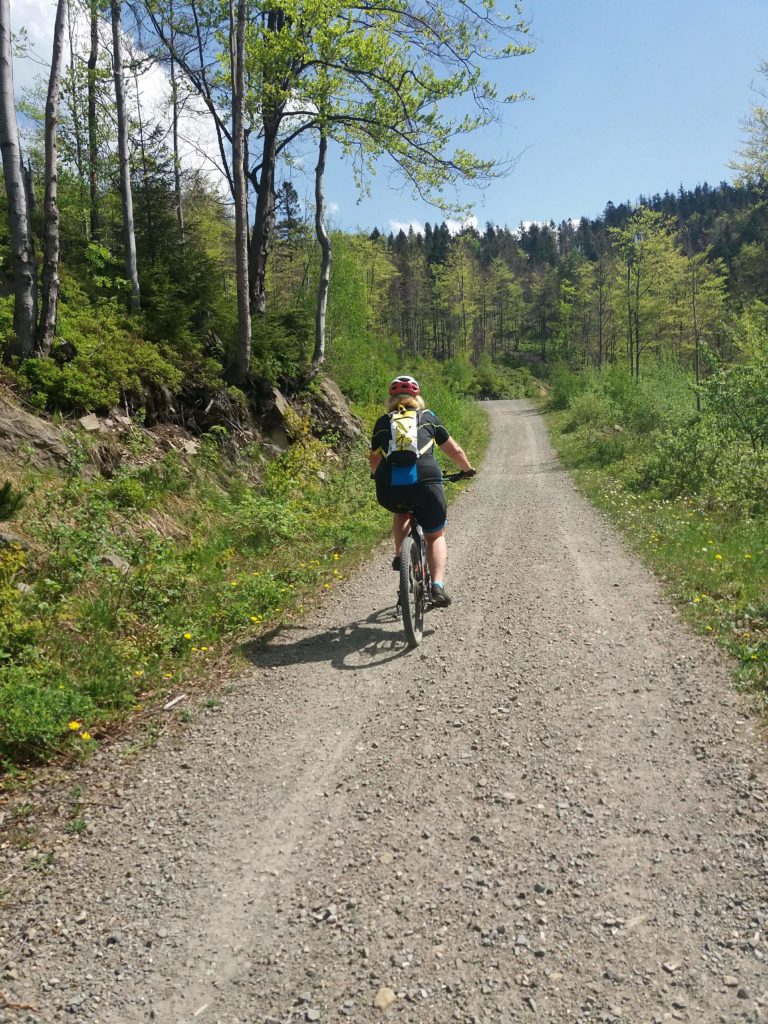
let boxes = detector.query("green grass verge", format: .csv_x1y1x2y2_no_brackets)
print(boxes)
547,408,768,699
0,396,488,769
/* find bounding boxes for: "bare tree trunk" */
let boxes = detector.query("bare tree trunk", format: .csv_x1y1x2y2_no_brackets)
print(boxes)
111,0,140,311
37,0,68,356
248,120,279,315
225,0,251,382
169,0,185,246
87,0,100,241
0,0,37,358
65,0,87,237
133,65,153,262
312,130,330,368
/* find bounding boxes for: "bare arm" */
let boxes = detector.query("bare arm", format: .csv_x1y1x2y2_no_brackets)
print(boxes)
439,437,474,474
369,450,383,473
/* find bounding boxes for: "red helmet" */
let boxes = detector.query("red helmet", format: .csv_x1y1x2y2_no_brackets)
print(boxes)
388,375,420,397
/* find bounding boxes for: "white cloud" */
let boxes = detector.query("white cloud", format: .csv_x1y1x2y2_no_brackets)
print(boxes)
445,215,478,235
389,219,424,235
10,0,228,193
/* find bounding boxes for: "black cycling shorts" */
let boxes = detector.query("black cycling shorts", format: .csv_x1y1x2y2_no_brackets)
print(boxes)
375,479,447,534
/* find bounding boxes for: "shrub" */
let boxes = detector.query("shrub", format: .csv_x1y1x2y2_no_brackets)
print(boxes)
563,391,617,433
548,362,588,410
0,668,95,760
0,481,25,520
108,477,149,509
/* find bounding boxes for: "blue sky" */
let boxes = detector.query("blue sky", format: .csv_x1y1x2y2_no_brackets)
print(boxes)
326,0,768,234
11,0,768,236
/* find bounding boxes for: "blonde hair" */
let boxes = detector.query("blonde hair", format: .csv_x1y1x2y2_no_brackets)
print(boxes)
386,394,425,413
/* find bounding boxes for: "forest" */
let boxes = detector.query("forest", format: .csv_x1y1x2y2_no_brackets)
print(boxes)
0,0,766,763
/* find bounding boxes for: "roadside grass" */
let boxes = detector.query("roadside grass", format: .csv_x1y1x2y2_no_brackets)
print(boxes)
548,405,767,699
0,394,488,770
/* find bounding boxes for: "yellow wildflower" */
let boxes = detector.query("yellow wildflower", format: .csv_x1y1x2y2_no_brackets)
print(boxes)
68,720,82,731
183,632,192,640
714,554,722,561
79,732,92,741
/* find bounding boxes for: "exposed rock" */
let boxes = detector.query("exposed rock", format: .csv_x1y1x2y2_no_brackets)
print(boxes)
78,414,101,432
100,553,131,571
0,529,29,550
373,987,397,1010
310,378,363,443
0,397,69,469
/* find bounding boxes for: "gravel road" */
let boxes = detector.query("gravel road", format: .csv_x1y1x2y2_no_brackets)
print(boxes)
2,399,767,1024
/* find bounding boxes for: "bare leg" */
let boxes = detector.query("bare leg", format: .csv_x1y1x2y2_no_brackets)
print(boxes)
425,530,447,581
393,513,411,556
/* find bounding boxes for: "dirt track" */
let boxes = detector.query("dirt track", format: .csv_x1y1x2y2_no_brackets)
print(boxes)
2,399,767,1024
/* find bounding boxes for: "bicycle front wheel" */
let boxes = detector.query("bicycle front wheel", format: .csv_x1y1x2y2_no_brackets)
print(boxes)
399,534,424,647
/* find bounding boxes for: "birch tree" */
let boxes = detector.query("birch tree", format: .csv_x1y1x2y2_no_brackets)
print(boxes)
225,0,251,381
0,0,38,358
111,0,141,311
88,0,100,240
37,0,68,355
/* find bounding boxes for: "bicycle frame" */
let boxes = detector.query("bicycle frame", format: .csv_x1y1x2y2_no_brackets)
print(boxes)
394,471,468,646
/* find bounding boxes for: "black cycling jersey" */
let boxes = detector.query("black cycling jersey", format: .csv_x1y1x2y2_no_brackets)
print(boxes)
370,410,450,485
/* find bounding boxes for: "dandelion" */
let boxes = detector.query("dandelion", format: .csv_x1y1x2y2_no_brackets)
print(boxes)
230,581,238,587
714,554,722,561
68,720,82,731
79,732,92,741
693,597,701,604
183,632,193,640
250,615,262,623
134,669,144,677
744,553,752,559
333,553,340,560
706,625,713,631
200,646,209,652
323,583,330,589
163,673,173,679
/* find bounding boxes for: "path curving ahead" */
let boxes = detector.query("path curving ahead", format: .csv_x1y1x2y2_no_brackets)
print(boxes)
2,400,767,1024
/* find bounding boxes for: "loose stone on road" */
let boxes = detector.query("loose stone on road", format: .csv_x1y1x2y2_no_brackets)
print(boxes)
1,400,766,1024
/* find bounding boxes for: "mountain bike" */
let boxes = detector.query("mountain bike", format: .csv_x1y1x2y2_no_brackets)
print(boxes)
396,470,473,647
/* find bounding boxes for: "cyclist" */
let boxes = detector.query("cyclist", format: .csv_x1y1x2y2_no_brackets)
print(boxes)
369,375,475,607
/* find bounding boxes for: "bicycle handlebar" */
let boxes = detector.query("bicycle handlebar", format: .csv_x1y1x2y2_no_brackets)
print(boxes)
370,468,477,481
442,469,477,482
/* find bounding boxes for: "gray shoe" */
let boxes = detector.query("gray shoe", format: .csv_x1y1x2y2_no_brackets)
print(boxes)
431,583,452,607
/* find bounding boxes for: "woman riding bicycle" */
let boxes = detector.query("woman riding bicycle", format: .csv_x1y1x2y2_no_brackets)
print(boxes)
368,375,475,607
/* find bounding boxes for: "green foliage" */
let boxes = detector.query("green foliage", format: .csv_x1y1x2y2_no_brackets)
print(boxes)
700,309,768,450
471,355,538,399
251,309,314,383
546,354,768,695
15,275,183,413
107,477,150,509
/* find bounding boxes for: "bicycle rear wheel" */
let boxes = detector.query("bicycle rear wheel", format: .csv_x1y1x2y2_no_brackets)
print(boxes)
399,534,425,647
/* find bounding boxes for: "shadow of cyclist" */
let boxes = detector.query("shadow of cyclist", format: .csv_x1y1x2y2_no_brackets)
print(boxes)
243,606,434,672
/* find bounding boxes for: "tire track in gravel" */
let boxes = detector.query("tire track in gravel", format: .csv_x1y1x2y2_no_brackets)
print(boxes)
1,399,766,1024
